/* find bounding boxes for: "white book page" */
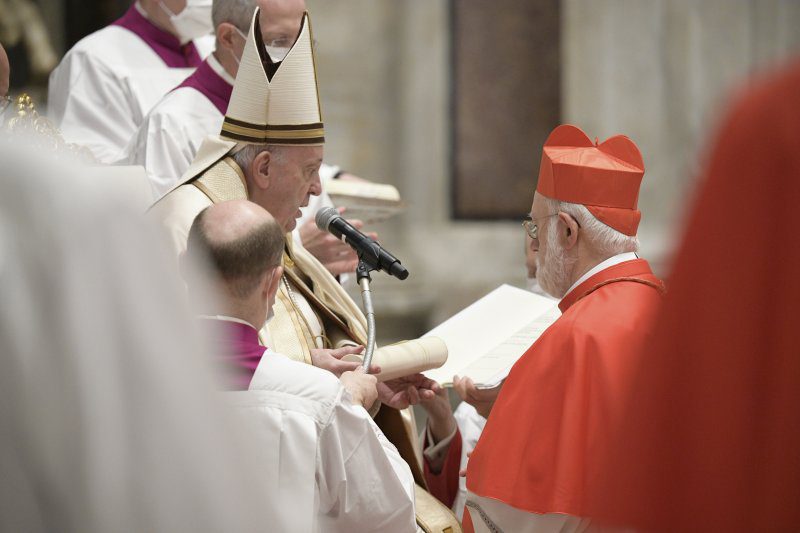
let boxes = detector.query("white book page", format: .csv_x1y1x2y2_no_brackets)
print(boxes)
459,306,562,387
327,180,406,223
423,284,559,386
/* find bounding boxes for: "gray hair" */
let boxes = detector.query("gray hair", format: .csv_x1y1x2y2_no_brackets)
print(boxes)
212,0,256,32
543,196,640,257
231,143,286,175
187,206,285,299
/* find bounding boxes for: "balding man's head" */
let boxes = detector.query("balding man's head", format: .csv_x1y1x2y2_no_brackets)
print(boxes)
187,200,285,299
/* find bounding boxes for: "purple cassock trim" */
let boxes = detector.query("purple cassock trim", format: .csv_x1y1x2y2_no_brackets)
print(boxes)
112,5,202,68
174,58,233,115
205,319,267,390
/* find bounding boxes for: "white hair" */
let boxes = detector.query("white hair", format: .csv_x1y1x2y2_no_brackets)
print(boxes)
536,218,577,298
212,0,256,32
543,196,640,257
231,143,285,174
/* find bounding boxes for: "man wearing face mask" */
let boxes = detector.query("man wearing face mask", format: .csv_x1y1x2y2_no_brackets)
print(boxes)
119,0,282,198
47,0,216,163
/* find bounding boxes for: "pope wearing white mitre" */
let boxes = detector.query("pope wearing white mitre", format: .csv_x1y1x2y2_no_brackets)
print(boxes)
149,8,462,532
47,0,216,163
118,0,346,278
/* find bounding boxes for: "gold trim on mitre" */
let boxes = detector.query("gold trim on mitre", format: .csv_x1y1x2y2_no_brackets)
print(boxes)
220,10,324,146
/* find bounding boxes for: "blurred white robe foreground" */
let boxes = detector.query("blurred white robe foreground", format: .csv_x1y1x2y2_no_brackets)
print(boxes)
229,350,416,532
47,3,213,162
0,140,269,532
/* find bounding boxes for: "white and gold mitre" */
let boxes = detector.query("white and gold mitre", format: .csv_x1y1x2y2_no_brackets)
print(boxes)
220,9,323,145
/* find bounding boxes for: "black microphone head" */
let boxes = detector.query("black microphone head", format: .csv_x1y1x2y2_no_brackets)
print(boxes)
391,263,409,280
315,206,340,231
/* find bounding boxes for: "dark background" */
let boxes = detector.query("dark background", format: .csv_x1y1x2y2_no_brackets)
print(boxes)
450,0,561,220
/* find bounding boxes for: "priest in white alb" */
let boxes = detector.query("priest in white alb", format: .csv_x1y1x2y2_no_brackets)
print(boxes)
183,199,417,531
47,0,215,162
149,9,462,531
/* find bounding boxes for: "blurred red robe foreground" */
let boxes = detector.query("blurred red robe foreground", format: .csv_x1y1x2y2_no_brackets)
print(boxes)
589,60,800,532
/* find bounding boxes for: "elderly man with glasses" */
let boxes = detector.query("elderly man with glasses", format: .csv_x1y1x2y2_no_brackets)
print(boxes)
457,124,665,532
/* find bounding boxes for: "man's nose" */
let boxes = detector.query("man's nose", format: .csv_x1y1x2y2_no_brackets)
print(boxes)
309,174,322,196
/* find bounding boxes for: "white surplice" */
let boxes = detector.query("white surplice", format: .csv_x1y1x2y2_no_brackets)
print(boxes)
228,349,417,532
47,9,213,163
118,53,233,198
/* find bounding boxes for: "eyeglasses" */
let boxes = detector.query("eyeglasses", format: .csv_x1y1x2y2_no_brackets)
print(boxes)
522,213,557,240
522,212,582,240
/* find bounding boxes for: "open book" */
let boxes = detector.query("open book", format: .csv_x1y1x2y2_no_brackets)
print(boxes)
423,285,560,388
326,179,406,223
342,337,448,382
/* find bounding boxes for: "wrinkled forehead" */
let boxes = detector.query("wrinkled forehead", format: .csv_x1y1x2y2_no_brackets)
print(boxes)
280,144,323,164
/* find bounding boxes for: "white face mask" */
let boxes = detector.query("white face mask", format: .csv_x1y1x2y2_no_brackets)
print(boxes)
233,28,291,64
265,45,291,63
159,1,213,45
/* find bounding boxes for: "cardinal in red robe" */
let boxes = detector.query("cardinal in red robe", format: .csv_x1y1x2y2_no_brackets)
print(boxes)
463,124,665,532
587,60,800,533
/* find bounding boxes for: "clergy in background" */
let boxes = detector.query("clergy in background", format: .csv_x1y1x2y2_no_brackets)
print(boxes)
183,199,416,531
150,10,461,531
120,0,293,198
47,0,215,162
463,125,665,532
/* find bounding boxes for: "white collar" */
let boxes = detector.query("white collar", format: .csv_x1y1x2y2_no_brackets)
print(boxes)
198,314,259,330
563,252,639,299
134,1,148,19
208,53,236,86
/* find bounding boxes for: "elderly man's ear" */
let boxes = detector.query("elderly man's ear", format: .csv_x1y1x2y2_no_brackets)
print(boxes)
251,150,275,190
263,265,284,301
558,211,580,250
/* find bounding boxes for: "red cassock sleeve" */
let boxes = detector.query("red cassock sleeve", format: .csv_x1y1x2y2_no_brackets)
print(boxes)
422,427,463,509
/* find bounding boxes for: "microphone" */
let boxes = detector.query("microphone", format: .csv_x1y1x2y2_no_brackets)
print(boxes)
315,207,409,280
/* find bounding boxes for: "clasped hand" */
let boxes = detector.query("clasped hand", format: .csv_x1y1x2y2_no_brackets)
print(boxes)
311,345,440,410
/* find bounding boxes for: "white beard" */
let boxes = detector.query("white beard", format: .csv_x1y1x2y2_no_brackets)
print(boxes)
525,276,550,298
